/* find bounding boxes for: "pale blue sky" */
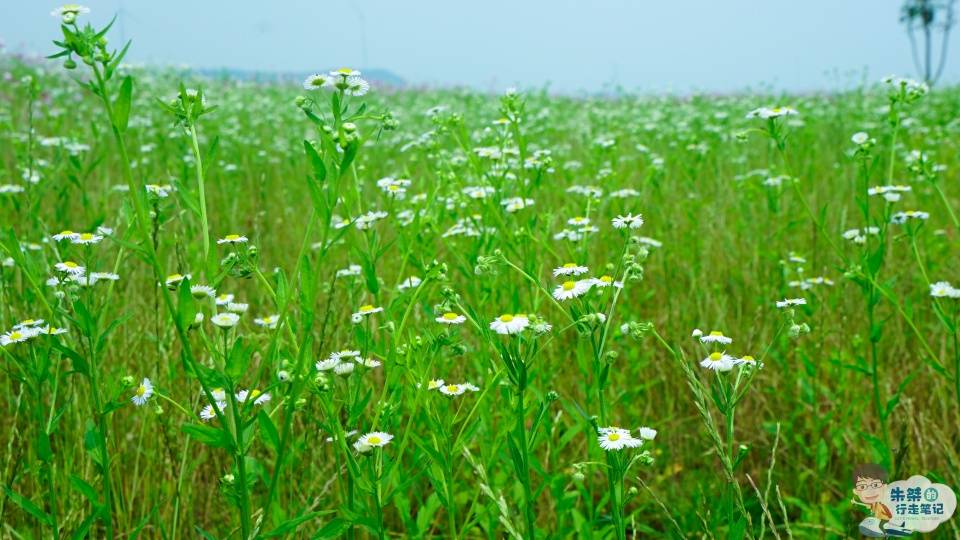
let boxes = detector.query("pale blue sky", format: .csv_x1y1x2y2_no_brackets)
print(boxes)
3,1,959,93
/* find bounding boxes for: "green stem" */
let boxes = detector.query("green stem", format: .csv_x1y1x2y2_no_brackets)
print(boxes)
188,124,211,273
515,379,537,539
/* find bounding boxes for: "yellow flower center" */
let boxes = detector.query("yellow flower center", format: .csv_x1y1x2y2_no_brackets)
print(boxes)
9,331,22,340
608,433,621,441
359,305,375,313
79,233,94,240
251,390,261,398
168,274,183,281
225,234,241,241
709,352,723,361
22,319,35,325
59,230,73,236
709,331,723,337
499,314,514,322
136,385,147,396
562,281,576,291
563,263,577,268
442,312,459,320
600,275,613,283
64,261,78,268
741,356,755,362
368,436,381,445
446,385,459,393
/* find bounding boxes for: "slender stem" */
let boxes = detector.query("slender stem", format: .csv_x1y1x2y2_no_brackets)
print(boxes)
188,124,211,271
515,378,537,539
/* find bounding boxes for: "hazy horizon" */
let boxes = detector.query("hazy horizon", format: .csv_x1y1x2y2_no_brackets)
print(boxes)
4,1,959,94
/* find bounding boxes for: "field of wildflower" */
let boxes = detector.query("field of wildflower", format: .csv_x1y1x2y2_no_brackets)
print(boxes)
1,6,959,539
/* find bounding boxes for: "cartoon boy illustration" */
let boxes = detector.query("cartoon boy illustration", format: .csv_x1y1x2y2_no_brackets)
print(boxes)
850,463,911,537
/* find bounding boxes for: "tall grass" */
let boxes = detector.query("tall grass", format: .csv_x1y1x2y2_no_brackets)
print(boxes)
0,8,958,539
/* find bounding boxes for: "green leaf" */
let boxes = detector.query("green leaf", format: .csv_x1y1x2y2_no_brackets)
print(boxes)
71,509,100,540
303,140,327,183
182,424,234,450
194,525,218,540
177,278,197,332
69,475,101,506
225,338,251,380
262,510,332,537
340,139,359,173
113,76,133,132
311,517,352,539
2,486,52,526
257,410,280,453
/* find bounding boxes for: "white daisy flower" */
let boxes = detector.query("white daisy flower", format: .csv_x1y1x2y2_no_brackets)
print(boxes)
398,276,422,290
700,352,735,372
215,293,235,306
165,273,190,288
52,230,79,242
303,73,333,91
13,319,44,330
552,279,592,301
330,350,361,362
489,314,529,335
436,312,466,325
775,298,806,308
734,355,761,368
51,4,90,23
930,281,960,299
40,326,68,336
1,328,39,346
227,302,248,313
54,261,85,274
612,213,644,230
236,389,271,406
254,315,279,329
131,378,153,406
891,210,930,224
211,313,240,328
191,285,216,299
352,305,383,321
315,357,340,371
217,234,248,245
699,331,733,345
636,426,657,440
745,106,798,119
70,232,103,245
553,263,589,277
344,76,370,97
591,275,624,289
597,427,643,451
200,401,227,421
438,382,480,396
354,356,381,368
337,264,363,278
353,431,393,452
334,362,355,376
